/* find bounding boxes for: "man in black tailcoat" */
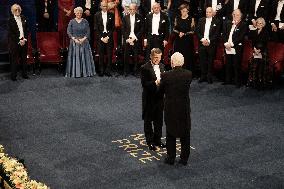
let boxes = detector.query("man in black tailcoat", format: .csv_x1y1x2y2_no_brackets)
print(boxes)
140,48,165,151
196,7,220,84
144,2,169,62
94,1,115,76
121,3,144,76
160,52,192,166
8,4,29,81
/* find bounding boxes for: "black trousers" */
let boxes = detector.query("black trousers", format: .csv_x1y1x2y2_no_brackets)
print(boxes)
270,21,284,43
199,45,216,80
225,51,242,86
97,37,113,74
166,132,191,162
146,35,164,62
124,42,139,75
10,43,28,79
144,116,163,145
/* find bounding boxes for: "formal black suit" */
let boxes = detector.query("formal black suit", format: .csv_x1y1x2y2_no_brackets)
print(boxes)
36,0,55,31
203,0,225,18
94,11,115,75
144,12,169,61
160,67,192,163
8,15,28,80
223,19,247,86
269,0,284,43
141,62,165,146
75,0,97,49
248,0,270,23
122,13,144,75
224,0,248,19
196,17,221,81
142,0,165,17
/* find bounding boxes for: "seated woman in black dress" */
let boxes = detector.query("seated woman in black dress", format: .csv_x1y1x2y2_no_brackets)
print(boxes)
247,17,270,88
172,3,195,71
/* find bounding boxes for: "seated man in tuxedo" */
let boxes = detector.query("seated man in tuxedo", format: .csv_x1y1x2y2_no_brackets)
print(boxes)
94,1,115,76
196,7,220,84
144,2,169,62
160,52,192,166
122,3,143,76
140,48,165,151
270,0,284,43
8,4,29,81
223,9,247,87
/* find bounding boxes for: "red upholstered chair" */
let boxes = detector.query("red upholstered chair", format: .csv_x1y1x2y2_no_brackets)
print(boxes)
213,40,225,72
26,34,34,65
267,42,284,77
36,32,63,64
241,39,253,73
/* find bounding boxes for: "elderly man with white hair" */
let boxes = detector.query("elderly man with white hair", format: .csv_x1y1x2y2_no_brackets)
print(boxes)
8,4,29,81
160,52,192,166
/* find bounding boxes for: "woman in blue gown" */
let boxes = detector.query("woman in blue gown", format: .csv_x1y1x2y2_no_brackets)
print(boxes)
65,6,96,77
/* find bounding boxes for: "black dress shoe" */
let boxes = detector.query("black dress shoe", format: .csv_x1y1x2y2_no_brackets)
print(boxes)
98,73,104,77
148,144,157,151
164,157,175,165
154,142,166,148
222,82,230,85
22,75,29,79
207,78,213,84
198,78,207,83
178,159,188,166
11,77,17,81
105,72,112,77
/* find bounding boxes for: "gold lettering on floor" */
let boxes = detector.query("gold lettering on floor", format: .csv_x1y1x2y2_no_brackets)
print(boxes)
112,133,194,164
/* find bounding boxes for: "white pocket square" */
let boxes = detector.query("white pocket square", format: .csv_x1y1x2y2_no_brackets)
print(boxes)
213,24,216,26
261,5,264,7
162,20,165,23
109,17,112,19
137,20,140,22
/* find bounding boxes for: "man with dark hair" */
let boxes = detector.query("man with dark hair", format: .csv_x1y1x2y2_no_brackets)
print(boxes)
140,48,165,151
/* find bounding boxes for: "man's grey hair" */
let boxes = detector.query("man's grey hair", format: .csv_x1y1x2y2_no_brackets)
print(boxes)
171,52,184,67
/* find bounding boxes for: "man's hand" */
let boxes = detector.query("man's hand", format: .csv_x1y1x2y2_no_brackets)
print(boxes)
163,40,168,47
144,40,147,47
43,12,49,19
19,39,26,46
66,9,72,17
179,32,185,38
272,23,278,32
224,43,231,50
155,79,160,86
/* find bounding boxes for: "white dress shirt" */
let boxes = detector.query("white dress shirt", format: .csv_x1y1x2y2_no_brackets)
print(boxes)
228,24,236,47
152,13,160,35
202,17,212,43
85,0,91,9
102,11,108,33
152,64,161,80
212,0,218,12
254,0,261,17
233,0,240,10
275,0,284,21
14,15,25,40
129,14,137,40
